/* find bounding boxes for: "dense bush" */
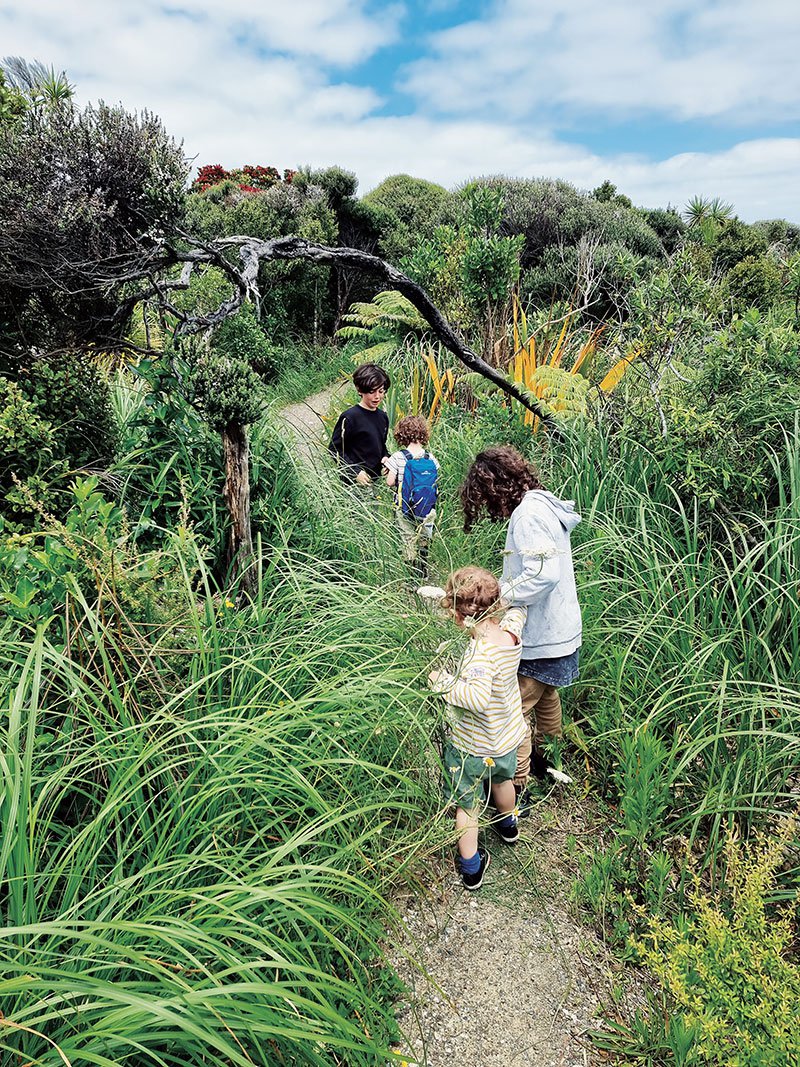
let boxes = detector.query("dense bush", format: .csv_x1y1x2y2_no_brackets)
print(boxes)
522,239,659,318
633,826,800,1067
753,217,800,253
115,358,225,552
0,349,117,522
0,98,186,349
638,206,687,253
723,255,783,315
0,376,55,516
479,176,663,265
186,177,338,340
363,173,456,264
712,219,769,273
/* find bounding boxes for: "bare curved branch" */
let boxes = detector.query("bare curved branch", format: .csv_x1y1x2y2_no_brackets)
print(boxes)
161,235,553,422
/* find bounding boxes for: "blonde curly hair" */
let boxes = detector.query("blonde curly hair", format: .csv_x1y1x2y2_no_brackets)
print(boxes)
442,566,503,622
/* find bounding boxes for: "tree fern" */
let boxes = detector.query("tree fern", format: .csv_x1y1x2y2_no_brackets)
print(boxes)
337,290,430,360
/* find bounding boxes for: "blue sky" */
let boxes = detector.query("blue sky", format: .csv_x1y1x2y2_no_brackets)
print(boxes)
2,0,799,220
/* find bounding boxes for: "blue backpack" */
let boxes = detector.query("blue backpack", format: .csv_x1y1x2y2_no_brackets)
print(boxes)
399,449,438,519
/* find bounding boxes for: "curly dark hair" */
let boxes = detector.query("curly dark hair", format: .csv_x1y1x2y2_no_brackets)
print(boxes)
393,415,430,448
352,363,390,393
442,566,503,621
460,446,543,532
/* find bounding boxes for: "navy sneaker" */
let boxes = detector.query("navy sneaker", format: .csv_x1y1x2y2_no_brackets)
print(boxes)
493,816,519,845
460,848,490,890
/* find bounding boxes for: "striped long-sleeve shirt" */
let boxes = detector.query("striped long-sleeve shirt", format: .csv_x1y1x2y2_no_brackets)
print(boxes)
433,607,528,758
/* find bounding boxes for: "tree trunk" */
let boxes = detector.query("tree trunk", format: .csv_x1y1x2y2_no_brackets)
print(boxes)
220,420,255,596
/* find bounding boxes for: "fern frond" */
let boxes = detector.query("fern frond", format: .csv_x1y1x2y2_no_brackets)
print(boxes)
347,341,398,364
335,326,373,341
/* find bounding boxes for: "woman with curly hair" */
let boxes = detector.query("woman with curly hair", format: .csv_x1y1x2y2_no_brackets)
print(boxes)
460,446,581,802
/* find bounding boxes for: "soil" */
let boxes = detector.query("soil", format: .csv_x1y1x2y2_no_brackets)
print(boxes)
388,793,619,1067
277,383,621,1067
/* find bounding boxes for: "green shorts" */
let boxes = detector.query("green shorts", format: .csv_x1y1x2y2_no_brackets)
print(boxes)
441,741,518,810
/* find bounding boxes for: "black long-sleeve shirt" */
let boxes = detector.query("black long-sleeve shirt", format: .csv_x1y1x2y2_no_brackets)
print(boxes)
328,404,389,481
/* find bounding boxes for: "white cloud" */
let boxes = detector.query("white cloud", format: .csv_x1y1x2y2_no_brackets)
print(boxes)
2,0,402,68
401,0,800,124
0,0,797,222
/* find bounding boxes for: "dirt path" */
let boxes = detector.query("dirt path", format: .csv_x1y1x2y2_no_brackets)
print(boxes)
278,379,349,463
389,794,615,1067
276,383,616,1067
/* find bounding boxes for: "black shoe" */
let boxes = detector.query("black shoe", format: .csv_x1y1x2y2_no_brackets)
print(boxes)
493,817,519,845
530,749,549,780
460,848,490,890
514,787,534,819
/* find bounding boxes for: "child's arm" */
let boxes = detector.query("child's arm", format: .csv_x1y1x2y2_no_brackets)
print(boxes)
429,647,495,714
500,514,560,605
500,605,527,640
383,453,398,488
328,413,345,457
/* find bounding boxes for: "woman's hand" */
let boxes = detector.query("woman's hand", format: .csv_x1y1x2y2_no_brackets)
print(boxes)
355,470,371,486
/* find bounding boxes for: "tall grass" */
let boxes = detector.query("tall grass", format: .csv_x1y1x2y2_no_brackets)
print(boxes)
556,424,800,885
0,536,446,1065
422,407,800,887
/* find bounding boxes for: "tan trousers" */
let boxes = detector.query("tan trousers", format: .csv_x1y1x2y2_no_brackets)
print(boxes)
513,674,563,790
395,508,435,562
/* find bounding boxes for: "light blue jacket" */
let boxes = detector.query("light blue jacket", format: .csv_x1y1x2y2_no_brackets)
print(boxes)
499,490,582,660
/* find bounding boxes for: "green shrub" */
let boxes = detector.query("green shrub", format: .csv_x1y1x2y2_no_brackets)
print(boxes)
115,358,225,554
724,255,782,315
522,240,658,318
16,349,117,469
752,218,800,252
639,206,687,253
363,173,456,264
0,475,194,643
713,220,769,273
0,350,117,523
479,176,663,265
0,376,56,511
632,824,800,1067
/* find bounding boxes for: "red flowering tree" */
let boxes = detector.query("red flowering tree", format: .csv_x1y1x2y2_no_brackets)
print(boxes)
191,163,293,194
192,163,230,192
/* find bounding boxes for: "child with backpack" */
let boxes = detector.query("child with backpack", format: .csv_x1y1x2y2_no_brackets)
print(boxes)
383,415,439,579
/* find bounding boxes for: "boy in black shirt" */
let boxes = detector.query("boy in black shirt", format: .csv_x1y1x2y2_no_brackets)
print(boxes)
328,364,391,485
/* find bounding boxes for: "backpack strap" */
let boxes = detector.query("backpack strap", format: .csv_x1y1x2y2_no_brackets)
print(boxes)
397,449,413,510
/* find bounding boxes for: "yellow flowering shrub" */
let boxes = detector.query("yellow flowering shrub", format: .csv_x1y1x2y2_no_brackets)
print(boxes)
633,822,800,1067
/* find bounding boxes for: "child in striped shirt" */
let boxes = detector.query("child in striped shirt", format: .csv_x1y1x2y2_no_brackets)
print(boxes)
429,566,527,890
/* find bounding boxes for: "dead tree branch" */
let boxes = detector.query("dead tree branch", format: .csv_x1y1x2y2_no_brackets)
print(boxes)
157,235,554,423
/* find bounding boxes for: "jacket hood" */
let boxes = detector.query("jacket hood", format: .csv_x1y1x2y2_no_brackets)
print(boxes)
525,490,581,533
